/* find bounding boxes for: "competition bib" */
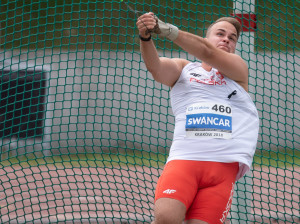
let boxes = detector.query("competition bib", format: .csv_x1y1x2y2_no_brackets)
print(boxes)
185,102,232,139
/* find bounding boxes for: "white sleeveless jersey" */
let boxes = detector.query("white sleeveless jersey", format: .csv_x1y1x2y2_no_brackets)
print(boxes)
167,62,259,180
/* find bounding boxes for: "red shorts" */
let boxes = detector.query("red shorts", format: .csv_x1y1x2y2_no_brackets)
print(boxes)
155,160,239,224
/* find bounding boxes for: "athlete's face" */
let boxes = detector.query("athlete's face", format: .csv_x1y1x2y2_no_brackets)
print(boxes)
206,21,238,53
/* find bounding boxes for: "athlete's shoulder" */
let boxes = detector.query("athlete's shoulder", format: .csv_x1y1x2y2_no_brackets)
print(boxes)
170,58,191,71
181,61,203,71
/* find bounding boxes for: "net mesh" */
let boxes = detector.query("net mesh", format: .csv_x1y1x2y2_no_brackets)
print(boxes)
0,0,299,223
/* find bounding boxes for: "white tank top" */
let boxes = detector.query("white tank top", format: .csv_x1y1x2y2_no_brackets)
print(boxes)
167,62,259,180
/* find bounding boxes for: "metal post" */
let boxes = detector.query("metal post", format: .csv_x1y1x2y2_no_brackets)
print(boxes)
230,0,256,223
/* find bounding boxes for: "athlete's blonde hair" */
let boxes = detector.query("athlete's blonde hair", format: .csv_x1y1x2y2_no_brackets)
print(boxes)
206,17,242,40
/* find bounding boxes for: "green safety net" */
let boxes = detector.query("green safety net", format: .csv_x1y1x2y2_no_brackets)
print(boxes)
0,0,299,223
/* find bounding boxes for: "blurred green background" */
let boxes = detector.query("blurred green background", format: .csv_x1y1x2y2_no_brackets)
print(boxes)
0,0,298,51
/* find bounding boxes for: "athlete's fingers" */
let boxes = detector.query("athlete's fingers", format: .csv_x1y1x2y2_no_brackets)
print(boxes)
137,15,156,29
136,12,157,36
137,12,155,21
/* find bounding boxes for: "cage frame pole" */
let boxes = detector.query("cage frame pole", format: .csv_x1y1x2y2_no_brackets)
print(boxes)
230,0,257,223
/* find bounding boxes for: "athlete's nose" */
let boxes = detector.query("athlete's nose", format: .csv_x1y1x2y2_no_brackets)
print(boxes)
222,36,230,43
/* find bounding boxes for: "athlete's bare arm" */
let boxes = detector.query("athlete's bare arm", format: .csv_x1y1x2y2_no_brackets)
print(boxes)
137,13,190,87
137,12,249,91
174,30,249,91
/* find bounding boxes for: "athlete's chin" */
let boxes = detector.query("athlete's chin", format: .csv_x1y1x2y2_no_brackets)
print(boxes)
218,47,230,52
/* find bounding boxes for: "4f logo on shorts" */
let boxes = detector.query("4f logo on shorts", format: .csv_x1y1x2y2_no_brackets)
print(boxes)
163,189,176,194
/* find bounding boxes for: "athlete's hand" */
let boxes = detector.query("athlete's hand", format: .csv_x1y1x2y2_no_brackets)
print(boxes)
136,12,159,39
137,13,179,41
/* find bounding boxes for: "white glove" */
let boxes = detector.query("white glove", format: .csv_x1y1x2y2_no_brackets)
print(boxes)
152,16,179,41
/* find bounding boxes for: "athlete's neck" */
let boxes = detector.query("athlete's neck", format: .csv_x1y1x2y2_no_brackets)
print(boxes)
202,63,212,72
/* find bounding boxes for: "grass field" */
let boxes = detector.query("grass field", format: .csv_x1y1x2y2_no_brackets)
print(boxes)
0,150,166,168
253,148,300,168
1,148,299,169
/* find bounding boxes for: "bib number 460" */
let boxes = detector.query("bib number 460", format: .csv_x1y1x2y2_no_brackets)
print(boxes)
212,104,231,114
